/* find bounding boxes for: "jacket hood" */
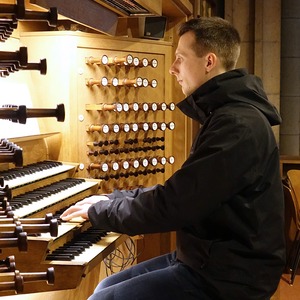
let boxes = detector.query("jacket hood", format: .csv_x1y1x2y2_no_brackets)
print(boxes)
177,69,281,126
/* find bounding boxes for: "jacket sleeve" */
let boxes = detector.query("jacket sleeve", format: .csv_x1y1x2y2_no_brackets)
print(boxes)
88,110,266,235
105,185,158,200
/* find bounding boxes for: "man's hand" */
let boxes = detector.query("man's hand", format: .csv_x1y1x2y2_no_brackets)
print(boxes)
60,195,109,221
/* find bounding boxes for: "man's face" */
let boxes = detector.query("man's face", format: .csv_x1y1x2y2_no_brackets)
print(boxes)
169,31,208,97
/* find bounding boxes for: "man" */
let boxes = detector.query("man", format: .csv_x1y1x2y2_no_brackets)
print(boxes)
61,17,285,300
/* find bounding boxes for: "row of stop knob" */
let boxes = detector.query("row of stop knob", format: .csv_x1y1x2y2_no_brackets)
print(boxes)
96,168,165,181
87,145,164,156
86,54,158,68
86,76,158,88
87,137,164,147
86,102,175,112
88,156,175,172
86,122,175,134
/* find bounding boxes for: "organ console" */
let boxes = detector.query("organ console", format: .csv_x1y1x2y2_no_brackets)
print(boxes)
0,160,128,295
0,161,62,295
0,1,182,296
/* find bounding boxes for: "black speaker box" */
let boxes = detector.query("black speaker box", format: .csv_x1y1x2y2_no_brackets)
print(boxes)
139,16,167,40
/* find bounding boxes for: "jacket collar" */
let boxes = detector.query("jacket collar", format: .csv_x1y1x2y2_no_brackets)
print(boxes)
176,69,281,126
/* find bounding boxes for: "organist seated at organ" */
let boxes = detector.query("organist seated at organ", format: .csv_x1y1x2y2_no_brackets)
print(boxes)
61,17,285,300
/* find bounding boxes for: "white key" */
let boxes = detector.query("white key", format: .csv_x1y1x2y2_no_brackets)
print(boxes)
4,164,74,188
13,181,96,218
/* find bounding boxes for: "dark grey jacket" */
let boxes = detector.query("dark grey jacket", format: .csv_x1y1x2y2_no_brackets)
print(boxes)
88,69,286,299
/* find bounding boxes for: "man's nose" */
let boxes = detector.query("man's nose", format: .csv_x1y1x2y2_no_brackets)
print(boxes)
169,63,176,75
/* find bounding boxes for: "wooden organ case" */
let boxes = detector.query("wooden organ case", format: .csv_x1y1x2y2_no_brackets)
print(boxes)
0,1,191,299
20,31,176,188
19,31,180,264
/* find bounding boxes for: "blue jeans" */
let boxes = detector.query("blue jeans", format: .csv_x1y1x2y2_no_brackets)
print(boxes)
88,252,213,300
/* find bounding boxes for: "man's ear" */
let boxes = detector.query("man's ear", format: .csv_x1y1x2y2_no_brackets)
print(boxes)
205,53,217,72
